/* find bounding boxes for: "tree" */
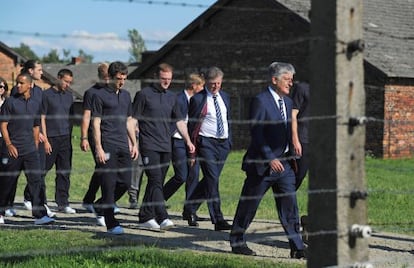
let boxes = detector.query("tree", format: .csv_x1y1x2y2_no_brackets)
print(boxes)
128,29,146,63
42,49,63,63
12,43,39,60
77,49,93,63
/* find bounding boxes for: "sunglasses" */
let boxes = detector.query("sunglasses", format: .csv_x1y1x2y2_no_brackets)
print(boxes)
0,85,5,89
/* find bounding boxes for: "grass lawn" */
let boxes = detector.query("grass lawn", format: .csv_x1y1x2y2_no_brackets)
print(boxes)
2,126,412,267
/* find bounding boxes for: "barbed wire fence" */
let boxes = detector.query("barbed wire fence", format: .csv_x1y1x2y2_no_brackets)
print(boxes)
0,0,413,267
0,113,413,266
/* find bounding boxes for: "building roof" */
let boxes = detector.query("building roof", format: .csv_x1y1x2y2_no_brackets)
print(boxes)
0,41,59,86
280,0,414,78
129,0,414,79
43,63,140,100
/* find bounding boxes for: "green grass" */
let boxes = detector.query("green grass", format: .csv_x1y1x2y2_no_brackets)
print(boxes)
1,229,299,268
366,156,414,233
4,126,413,267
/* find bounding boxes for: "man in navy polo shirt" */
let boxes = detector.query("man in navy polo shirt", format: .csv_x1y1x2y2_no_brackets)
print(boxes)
9,60,54,218
92,61,138,235
133,63,195,231
42,69,76,214
80,63,109,218
0,73,54,225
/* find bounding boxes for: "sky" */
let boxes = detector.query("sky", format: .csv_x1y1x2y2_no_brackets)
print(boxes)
0,0,216,62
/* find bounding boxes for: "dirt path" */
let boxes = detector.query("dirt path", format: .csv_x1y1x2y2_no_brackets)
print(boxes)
3,200,413,267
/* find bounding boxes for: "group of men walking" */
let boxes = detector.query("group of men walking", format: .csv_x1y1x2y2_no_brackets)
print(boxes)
0,60,309,259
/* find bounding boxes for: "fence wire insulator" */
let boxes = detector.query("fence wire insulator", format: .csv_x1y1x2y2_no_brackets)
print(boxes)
350,224,372,238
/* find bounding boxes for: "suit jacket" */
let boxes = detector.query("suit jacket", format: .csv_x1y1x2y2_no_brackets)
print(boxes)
188,89,232,152
170,90,189,136
242,88,294,176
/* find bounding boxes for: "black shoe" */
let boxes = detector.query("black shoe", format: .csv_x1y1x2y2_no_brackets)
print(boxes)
129,202,138,209
232,245,256,256
290,249,306,259
214,220,232,231
300,215,309,245
182,212,198,221
187,214,199,227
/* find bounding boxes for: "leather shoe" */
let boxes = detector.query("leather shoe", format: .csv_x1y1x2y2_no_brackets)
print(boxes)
182,212,199,221
187,214,199,227
214,220,232,231
232,245,256,256
290,249,306,259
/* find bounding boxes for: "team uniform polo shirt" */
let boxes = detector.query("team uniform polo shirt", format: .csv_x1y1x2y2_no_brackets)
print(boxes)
11,85,43,105
0,95,41,156
83,84,103,135
92,86,132,151
291,82,310,144
42,87,74,137
133,83,184,153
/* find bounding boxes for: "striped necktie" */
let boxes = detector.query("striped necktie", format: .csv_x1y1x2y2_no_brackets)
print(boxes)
213,94,224,137
278,98,286,123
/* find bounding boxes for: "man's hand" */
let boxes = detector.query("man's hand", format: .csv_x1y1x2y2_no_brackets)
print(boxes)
44,141,52,155
7,144,18,159
95,147,108,164
80,139,90,152
39,133,46,143
293,140,302,157
130,144,139,160
269,159,284,173
186,141,195,154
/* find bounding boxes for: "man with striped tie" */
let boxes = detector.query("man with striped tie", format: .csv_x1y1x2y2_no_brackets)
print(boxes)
186,66,232,231
229,62,306,259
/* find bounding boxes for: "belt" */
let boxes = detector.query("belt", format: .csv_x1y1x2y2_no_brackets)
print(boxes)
204,136,227,143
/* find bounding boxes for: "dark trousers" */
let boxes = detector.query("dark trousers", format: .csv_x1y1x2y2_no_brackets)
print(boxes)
187,136,230,224
163,138,200,211
230,161,304,251
44,135,72,207
0,151,47,219
295,143,309,190
95,143,131,229
23,143,47,204
138,150,171,223
82,136,101,204
129,153,144,203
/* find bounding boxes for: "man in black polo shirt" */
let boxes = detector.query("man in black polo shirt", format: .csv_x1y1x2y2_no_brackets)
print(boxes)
42,69,76,214
133,63,195,231
92,61,138,235
80,63,109,218
0,73,54,225
10,60,54,218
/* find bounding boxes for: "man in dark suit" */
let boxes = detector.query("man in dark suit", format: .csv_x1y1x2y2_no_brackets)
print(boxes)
186,66,232,231
163,73,204,218
229,62,306,259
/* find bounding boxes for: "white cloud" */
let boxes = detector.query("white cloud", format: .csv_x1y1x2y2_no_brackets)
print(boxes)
69,30,130,52
13,31,132,61
141,30,175,50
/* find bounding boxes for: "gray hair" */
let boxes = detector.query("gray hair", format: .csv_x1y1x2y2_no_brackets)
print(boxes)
268,62,295,79
205,66,224,81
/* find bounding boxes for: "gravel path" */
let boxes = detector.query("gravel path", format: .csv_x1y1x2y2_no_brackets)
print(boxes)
2,201,413,267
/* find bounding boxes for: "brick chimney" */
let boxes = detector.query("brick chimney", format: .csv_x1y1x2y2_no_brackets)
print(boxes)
71,57,83,65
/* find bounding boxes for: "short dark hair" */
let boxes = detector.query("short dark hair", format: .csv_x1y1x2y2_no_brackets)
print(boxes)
108,61,128,78
57,68,73,78
17,72,33,84
21,59,41,74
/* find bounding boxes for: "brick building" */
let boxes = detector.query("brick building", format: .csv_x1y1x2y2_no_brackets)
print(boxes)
0,40,57,90
128,0,414,158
